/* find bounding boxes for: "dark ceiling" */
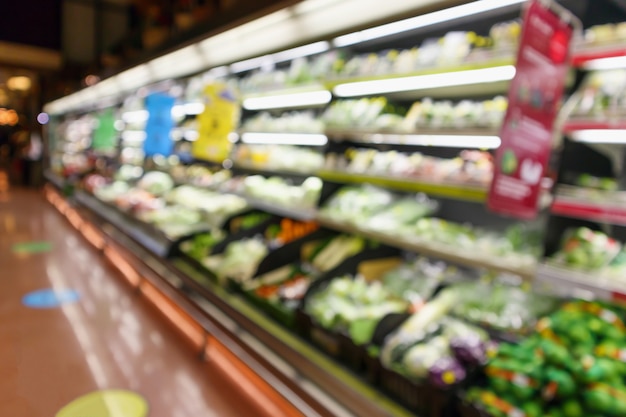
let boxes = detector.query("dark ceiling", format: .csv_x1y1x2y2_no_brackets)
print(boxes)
0,1,62,50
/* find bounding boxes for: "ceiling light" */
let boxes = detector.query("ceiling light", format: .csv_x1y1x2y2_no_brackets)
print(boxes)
333,0,526,47
241,132,328,146
243,90,332,110
570,129,626,144
7,76,32,91
333,65,516,97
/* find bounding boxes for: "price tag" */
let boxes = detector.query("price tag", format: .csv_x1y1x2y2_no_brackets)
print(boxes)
143,93,175,157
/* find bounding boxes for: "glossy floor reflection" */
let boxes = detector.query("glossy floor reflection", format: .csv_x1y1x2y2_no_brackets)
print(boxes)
0,188,264,417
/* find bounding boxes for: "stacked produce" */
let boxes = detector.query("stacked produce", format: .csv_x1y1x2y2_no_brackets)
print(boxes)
329,147,494,186
241,111,324,133
550,227,626,283
584,22,626,45
376,278,555,385
305,257,457,345
202,219,327,284
465,300,626,417
180,211,272,261
323,97,505,132
319,185,540,269
244,235,366,314
234,144,325,173
332,31,494,79
403,97,507,131
168,164,232,188
239,53,338,93
573,69,626,118
221,175,323,211
238,20,518,94
322,97,405,131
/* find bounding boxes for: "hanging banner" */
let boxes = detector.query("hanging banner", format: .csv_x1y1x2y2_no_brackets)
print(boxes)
143,93,175,157
192,83,239,163
487,0,579,219
92,109,117,153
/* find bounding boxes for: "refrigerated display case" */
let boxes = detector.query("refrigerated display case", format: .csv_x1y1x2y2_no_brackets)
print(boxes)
42,0,626,416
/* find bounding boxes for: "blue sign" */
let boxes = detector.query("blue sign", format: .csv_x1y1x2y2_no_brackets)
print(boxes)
143,93,175,157
22,289,80,308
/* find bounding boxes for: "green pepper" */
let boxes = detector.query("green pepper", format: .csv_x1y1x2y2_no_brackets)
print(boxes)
561,398,584,417
522,401,542,417
543,367,576,399
584,387,616,415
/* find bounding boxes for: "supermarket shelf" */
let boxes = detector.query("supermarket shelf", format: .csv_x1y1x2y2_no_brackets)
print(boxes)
552,191,626,226
64,187,414,417
563,119,626,133
232,162,317,179
74,190,177,257
230,191,318,221
536,263,626,304
324,56,515,97
573,42,626,68
316,215,536,280
318,169,488,202
44,170,66,190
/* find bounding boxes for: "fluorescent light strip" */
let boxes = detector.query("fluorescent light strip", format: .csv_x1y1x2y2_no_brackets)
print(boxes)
571,129,626,144
241,132,328,146
361,134,502,149
333,0,526,47
582,56,626,71
122,110,149,124
333,65,516,97
243,90,332,110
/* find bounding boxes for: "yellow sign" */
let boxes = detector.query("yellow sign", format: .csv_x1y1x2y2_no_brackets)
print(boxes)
192,83,239,163
56,390,148,417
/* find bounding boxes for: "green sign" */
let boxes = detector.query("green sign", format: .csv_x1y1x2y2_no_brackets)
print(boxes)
12,241,53,254
92,109,117,152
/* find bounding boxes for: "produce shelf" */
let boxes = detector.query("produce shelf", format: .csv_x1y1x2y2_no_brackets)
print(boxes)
552,192,626,226
316,216,536,280
44,170,67,190
536,263,626,305
324,58,515,99
325,128,501,142
572,42,626,68
230,191,318,221
74,190,182,257
563,119,626,133
232,162,317,178
68,188,416,417
318,169,488,202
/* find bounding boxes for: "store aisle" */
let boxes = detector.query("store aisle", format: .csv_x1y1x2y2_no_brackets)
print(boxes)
0,188,266,417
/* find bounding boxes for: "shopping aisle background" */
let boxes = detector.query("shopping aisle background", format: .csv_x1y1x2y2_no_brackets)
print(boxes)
0,186,265,417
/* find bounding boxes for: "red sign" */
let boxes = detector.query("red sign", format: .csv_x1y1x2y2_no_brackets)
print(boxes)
488,0,576,219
